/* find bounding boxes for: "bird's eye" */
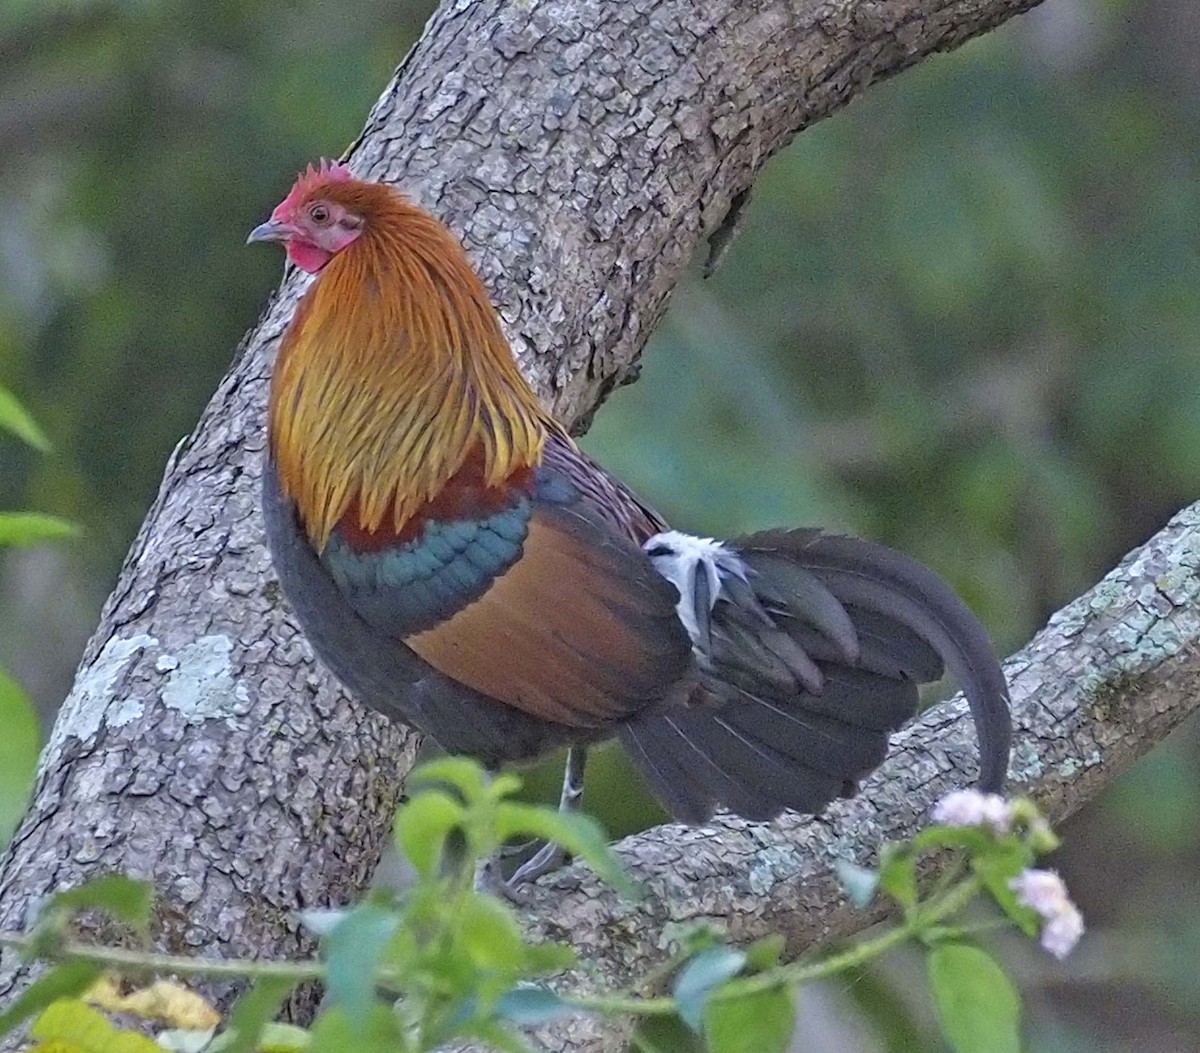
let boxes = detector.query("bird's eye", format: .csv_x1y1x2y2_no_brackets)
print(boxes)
309,204,330,224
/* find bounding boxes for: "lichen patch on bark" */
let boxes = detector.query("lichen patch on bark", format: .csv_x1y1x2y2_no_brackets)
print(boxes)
159,635,251,726
41,633,158,773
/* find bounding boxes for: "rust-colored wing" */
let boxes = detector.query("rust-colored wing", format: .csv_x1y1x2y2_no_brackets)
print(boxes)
407,494,692,727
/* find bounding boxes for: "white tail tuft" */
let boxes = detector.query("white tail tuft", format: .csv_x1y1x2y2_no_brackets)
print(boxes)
643,530,748,650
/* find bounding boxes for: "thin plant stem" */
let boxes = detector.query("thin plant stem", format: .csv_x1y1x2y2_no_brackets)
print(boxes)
0,931,323,983
0,873,986,1026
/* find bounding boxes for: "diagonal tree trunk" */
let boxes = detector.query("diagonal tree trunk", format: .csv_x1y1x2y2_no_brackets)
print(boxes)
1,0,1094,1038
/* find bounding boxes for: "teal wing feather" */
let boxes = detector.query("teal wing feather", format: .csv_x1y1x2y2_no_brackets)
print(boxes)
318,433,693,728
321,496,533,638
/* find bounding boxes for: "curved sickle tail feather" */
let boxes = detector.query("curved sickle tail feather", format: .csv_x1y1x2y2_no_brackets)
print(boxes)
622,528,1012,825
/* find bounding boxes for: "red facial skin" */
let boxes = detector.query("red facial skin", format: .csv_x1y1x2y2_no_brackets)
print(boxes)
250,199,364,273
247,163,364,273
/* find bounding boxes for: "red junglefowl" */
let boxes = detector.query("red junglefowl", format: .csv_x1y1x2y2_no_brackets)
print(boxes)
249,162,1011,881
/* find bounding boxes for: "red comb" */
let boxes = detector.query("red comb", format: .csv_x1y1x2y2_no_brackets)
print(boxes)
273,159,355,217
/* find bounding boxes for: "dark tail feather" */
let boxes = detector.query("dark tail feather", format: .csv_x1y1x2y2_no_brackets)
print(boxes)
620,719,719,824
622,529,1011,824
753,531,1011,793
620,712,844,822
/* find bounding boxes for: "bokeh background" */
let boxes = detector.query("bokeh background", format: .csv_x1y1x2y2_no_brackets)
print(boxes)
2,0,1198,1049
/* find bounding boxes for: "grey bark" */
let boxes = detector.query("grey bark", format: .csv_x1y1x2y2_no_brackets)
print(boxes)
0,0,1075,1036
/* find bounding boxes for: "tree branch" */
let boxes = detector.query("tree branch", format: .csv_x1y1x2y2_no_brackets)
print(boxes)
1,0,1055,1036
491,503,1200,1050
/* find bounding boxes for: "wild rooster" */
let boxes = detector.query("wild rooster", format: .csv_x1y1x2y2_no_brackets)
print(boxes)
249,162,1011,885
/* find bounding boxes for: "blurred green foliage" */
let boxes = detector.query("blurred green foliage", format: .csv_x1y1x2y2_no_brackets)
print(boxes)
0,384,70,847
2,0,1199,1050
589,20,1200,653
0,665,38,848
0,762,1067,1053
0,0,427,560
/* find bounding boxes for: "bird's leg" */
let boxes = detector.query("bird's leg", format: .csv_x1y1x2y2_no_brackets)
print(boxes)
505,746,588,889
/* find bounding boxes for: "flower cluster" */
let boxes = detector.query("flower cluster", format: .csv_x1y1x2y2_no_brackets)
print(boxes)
1010,869,1085,959
930,788,1013,832
930,789,1084,960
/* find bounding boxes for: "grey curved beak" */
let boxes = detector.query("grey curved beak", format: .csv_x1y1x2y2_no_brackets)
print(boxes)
246,219,291,245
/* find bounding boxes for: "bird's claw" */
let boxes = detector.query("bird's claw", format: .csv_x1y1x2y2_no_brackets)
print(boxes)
506,840,568,889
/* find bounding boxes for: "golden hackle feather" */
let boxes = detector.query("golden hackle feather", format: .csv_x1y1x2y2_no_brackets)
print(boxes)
268,180,564,548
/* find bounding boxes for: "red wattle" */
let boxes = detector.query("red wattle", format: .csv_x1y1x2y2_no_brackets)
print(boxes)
287,240,332,273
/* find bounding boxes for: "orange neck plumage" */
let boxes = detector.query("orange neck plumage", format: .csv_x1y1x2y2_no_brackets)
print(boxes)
268,190,561,549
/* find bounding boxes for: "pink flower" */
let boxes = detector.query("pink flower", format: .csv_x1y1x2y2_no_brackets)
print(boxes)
931,789,1013,833
1041,905,1085,960
1010,868,1085,959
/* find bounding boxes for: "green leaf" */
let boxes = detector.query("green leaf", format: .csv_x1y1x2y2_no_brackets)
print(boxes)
323,903,399,1029
393,790,465,877
295,907,346,938
0,665,39,846
742,934,785,973
488,772,524,802
204,1022,311,1053
0,513,76,547
633,1016,705,1053
411,757,492,803
521,940,576,974
459,893,525,973
218,976,299,1053
876,844,917,910
307,1005,403,1053
494,802,636,898
256,1022,313,1051
0,961,102,1036
704,984,795,1053
911,825,994,856
673,947,746,1032
972,845,1040,937
495,986,574,1026
676,923,725,956
0,384,49,451
30,997,163,1051
927,943,1021,1053
835,860,880,908
48,873,153,934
